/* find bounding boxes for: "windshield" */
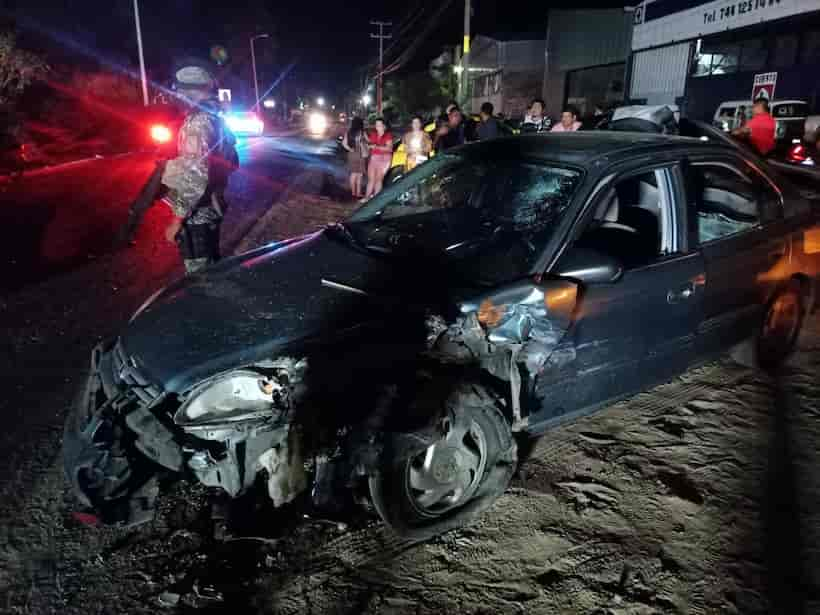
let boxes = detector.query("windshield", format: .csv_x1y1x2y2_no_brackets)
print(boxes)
346,154,582,285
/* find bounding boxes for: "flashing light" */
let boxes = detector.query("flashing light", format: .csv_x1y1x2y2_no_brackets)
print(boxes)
262,99,276,109
317,97,325,107
225,112,264,136
150,124,173,144
308,111,328,135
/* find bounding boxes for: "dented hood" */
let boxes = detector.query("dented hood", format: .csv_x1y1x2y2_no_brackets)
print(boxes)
122,231,422,392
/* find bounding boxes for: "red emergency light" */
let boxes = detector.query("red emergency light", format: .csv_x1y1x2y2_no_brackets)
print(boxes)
150,124,173,144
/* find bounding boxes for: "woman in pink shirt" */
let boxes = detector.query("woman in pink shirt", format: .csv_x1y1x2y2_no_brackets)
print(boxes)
365,118,394,200
551,106,582,132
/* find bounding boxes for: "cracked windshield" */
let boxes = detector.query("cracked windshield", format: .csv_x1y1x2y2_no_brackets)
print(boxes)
348,154,581,283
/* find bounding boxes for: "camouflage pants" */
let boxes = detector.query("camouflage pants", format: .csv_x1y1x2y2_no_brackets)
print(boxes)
176,220,221,275
183,257,213,274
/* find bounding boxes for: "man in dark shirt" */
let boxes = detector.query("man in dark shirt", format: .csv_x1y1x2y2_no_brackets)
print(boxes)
477,102,500,140
437,107,467,150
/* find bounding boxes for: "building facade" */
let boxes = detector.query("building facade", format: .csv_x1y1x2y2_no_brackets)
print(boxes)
544,9,634,118
468,35,545,119
630,0,820,119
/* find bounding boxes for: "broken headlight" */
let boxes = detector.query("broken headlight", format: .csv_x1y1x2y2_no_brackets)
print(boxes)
174,370,285,428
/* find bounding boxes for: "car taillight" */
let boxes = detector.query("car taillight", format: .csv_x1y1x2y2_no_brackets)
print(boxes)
151,124,173,144
788,143,807,163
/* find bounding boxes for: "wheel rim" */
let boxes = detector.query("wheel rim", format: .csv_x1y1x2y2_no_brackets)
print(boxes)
405,414,488,517
763,291,800,348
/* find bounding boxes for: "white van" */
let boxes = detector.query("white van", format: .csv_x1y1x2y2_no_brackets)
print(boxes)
713,99,809,142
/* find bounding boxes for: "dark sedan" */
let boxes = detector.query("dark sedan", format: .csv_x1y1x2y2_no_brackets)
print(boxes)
64,132,820,538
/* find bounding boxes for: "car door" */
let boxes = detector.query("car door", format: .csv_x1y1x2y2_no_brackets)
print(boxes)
530,163,705,429
683,155,787,356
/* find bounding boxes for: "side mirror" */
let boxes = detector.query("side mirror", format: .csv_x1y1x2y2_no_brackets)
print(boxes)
555,247,623,285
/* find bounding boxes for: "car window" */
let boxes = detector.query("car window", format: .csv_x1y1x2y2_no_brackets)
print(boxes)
574,168,675,270
690,163,759,244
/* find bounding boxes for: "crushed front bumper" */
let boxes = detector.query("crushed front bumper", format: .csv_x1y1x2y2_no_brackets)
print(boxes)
63,340,173,526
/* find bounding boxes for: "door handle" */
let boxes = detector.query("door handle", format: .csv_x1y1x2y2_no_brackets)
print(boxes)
667,283,695,304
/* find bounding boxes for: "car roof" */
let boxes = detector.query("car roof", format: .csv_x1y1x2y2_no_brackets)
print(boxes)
459,131,730,167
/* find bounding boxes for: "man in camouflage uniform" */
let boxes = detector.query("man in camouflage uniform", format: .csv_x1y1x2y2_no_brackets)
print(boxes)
160,62,238,274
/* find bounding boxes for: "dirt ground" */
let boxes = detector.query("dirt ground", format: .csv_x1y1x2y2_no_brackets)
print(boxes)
2,171,819,614
1,309,819,614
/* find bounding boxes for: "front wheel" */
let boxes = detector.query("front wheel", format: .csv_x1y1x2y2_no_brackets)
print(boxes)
369,384,516,540
758,278,806,367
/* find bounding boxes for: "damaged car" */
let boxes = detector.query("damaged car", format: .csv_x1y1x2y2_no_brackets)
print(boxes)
64,132,820,539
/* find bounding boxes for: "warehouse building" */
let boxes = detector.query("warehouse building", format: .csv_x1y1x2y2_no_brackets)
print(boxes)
543,9,634,119
630,0,820,119
468,35,545,119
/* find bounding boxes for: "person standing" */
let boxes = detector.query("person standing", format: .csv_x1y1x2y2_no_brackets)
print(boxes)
476,102,500,140
551,106,582,132
437,107,467,150
732,99,776,156
342,117,367,199
522,98,552,132
402,115,432,173
365,118,393,199
120,60,238,273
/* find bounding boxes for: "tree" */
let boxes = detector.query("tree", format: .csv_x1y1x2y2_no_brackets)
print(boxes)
0,32,48,106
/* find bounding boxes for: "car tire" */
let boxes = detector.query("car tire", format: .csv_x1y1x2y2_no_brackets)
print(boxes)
732,278,806,369
369,383,516,540
757,278,806,368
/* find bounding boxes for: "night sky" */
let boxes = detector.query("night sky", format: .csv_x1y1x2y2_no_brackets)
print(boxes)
1,0,624,101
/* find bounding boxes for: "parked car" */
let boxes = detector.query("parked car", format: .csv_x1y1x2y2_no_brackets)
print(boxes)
713,99,810,156
223,110,265,137
65,131,820,538
386,115,519,184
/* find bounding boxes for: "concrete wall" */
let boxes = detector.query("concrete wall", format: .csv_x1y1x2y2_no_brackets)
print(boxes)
544,9,633,116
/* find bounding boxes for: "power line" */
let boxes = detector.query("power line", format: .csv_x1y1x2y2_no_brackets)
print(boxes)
379,0,456,76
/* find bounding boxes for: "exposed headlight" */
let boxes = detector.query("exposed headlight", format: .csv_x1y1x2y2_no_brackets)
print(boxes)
174,370,283,428
308,112,328,134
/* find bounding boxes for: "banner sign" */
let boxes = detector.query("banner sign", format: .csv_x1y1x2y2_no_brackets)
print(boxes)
633,0,815,50
751,72,777,101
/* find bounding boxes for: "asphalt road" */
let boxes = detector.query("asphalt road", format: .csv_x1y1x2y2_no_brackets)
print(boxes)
0,134,346,525
0,134,346,293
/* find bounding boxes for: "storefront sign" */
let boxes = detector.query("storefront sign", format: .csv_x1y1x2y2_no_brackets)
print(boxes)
751,72,776,101
633,0,817,50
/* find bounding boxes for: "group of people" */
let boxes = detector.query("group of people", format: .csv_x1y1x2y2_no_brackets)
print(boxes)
340,98,587,201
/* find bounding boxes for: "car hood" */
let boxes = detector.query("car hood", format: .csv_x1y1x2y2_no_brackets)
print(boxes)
123,231,439,392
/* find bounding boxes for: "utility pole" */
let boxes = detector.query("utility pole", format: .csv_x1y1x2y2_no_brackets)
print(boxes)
460,0,472,110
133,0,149,106
250,34,270,113
370,21,392,114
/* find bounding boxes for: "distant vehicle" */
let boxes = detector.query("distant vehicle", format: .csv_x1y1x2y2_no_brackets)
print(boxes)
713,100,809,153
65,129,819,539
386,115,519,183
306,110,331,137
223,111,264,137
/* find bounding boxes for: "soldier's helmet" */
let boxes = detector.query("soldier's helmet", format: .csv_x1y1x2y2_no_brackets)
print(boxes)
172,58,216,94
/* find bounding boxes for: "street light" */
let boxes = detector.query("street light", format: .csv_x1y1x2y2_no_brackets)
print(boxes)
250,33,270,112
361,94,371,107
317,97,325,107
132,0,149,106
